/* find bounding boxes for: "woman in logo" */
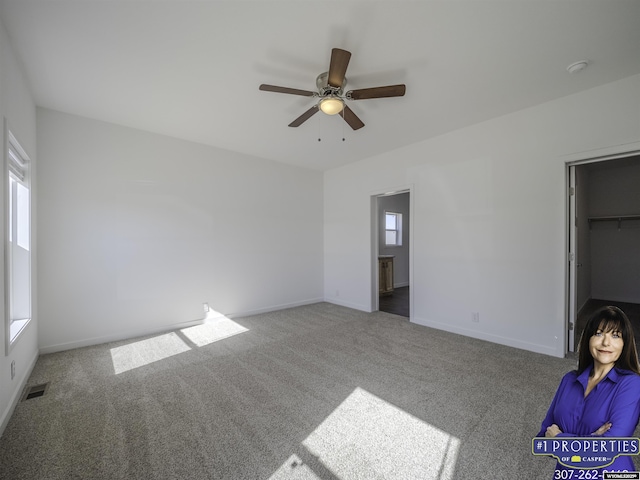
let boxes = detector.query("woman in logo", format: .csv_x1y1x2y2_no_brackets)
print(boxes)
538,306,640,477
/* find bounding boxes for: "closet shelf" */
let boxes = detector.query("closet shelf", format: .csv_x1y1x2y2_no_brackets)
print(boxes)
588,215,640,230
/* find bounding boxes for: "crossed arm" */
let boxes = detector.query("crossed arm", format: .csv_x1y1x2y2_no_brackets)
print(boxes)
539,374,640,439
545,422,611,437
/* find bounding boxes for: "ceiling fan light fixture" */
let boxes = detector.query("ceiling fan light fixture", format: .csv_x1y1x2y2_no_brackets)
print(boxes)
319,96,344,115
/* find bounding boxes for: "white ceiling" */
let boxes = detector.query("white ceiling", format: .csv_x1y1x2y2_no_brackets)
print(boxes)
1,0,639,171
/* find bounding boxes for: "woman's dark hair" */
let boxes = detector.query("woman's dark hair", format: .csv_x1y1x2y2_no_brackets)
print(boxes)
577,305,640,375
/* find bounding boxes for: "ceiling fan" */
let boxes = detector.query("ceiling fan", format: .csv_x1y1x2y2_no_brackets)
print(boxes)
259,48,406,131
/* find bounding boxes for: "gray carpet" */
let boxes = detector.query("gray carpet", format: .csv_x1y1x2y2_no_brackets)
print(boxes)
0,302,604,479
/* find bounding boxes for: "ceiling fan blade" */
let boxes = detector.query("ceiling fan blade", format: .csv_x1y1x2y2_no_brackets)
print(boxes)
289,105,319,127
347,84,406,100
259,84,316,97
328,48,351,88
341,105,365,131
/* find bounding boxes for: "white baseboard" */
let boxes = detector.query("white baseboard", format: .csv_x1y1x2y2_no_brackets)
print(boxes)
39,297,325,354
0,350,38,439
324,297,371,313
39,319,204,354
224,297,324,319
410,315,563,358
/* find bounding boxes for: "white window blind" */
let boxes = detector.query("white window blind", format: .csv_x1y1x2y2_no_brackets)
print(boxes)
8,133,28,182
5,130,31,352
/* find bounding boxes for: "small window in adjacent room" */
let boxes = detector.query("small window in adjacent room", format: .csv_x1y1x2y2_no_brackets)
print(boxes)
385,211,402,246
5,129,32,353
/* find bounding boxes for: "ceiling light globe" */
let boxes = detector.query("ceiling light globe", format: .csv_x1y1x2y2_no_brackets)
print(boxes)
319,97,344,115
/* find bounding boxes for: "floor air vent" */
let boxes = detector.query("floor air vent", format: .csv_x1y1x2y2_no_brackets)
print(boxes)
22,383,49,401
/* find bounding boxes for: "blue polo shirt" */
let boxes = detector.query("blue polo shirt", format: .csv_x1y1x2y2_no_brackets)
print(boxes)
538,365,640,475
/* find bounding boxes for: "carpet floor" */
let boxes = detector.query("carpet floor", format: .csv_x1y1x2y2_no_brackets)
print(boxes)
0,302,630,479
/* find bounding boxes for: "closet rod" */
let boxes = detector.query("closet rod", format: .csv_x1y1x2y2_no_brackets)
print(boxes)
587,215,640,230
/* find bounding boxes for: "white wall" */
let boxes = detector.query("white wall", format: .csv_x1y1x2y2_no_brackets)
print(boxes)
37,109,324,352
0,20,38,436
378,193,410,287
588,157,640,303
324,74,640,358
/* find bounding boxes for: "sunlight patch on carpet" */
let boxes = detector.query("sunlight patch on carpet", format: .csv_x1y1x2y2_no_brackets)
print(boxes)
270,387,459,479
110,332,191,374
110,312,249,374
180,315,248,347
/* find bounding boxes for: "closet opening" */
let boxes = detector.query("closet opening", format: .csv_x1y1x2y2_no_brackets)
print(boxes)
567,152,640,354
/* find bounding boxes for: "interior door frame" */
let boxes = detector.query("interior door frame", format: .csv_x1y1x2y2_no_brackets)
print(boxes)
564,143,640,355
370,184,414,316
567,165,577,352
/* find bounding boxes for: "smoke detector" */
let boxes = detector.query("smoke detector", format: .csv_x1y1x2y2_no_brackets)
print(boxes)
567,61,589,74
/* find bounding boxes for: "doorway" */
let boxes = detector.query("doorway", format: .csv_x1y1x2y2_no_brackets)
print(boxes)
567,152,640,353
373,190,411,318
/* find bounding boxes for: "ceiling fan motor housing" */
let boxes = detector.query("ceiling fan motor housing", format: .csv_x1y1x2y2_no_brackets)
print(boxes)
316,72,346,97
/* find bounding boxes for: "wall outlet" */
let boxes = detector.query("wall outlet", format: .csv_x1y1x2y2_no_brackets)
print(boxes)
335,290,340,297
11,360,15,380
203,303,209,313
472,312,480,323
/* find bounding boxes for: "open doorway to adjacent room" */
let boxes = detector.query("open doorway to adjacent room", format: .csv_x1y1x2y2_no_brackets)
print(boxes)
567,152,640,353
373,190,411,318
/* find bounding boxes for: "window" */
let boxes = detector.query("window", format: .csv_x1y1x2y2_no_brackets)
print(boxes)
6,130,31,351
385,211,402,246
